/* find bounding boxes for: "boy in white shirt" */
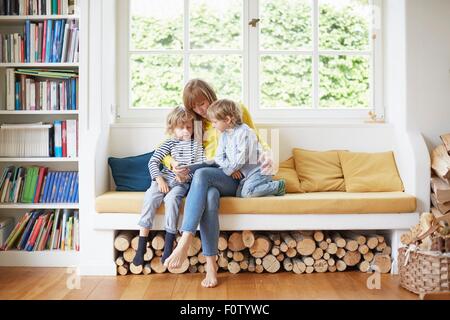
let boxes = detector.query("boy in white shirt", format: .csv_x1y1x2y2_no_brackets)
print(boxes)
207,99,285,198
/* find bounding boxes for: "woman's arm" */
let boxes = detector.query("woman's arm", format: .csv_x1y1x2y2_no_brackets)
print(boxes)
162,155,174,169
241,104,270,151
240,104,275,174
159,143,188,176
148,140,173,179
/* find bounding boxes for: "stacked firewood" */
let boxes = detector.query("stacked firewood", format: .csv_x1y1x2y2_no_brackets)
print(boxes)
431,134,450,217
114,230,392,276
423,133,450,251
401,132,450,252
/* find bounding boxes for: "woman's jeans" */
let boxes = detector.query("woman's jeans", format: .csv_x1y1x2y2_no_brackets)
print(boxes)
181,167,239,256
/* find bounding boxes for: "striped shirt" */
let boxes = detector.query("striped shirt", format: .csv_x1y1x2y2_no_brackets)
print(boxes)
215,123,263,177
149,138,205,187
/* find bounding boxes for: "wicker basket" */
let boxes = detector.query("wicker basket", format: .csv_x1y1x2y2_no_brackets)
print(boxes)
398,247,450,295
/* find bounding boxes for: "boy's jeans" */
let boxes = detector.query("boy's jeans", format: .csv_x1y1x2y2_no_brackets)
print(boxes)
236,168,279,198
139,182,189,234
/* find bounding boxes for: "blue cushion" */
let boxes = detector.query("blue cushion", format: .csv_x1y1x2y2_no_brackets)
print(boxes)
108,152,154,191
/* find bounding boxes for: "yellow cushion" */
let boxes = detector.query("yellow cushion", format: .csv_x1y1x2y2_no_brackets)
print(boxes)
96,191,416,214
293,148,346,192
273,157,302,193
339,151,404,192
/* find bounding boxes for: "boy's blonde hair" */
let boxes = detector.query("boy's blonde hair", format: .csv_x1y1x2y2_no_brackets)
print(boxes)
183,79,218,112
166,106,194,136
207,99,243,127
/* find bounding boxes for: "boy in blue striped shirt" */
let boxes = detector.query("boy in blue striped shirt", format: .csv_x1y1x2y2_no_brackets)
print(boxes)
132,106,205,270
207,99,286,198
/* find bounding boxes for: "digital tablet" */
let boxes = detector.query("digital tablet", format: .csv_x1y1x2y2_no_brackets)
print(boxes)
177,160,218,172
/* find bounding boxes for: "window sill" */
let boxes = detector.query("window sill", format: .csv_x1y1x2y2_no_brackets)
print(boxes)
111,118,391,129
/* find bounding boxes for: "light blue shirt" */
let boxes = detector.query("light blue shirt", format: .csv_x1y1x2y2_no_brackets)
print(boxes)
214,123,263,177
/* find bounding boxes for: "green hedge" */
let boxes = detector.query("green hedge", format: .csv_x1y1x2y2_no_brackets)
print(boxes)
130,0,370,109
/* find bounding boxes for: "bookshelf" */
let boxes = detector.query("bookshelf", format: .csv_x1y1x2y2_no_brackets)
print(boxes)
0,1,82,267
0,203,79,209
0,158,79,162
0,110,79,114
0,63,79,67
0,15,80,23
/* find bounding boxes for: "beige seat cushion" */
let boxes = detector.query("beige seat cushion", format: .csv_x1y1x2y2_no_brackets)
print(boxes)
96,191,416,215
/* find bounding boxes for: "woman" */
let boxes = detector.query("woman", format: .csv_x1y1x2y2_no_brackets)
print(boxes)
164,79,272,288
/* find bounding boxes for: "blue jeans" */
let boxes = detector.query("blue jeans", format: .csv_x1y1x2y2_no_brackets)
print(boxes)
236,169,280,198
181,167,239,256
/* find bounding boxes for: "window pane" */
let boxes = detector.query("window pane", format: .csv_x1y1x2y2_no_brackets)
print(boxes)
260,0,312,50
130,0,183,50
190,0,242,50
260,55,312,108
130,55,183,108
190,55,242,102
319,55,370,108
319,0,371,51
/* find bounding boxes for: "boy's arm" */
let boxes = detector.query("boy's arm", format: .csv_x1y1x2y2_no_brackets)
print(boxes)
148,140,172,180
214,135,232,173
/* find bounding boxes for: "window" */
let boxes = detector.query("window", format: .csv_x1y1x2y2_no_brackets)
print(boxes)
117,0,382,121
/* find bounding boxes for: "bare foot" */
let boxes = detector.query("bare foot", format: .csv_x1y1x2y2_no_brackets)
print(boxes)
164,232,193,269
201,258,218,288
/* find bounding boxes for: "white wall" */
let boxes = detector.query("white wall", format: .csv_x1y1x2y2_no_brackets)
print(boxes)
383,0,407,130
405,0,450,150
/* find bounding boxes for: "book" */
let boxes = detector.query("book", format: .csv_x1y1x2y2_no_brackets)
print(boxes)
56,171,67,203
17,211,39,250
66,119,77,157
6,68,15,111
27,167,40,203
40,213,54,250
73,210,79,251
2,213,27,250
1,171,12,203
54,120,62,157
67,171,76,202
49,171,61,203
50,209,60,250
70,172,78,203
65,215,72,250
14,167,25,203
22,167,34,203
7,167,20,203
33,167,48,203
0,167,12,192
62,171,74,202
4,212,31,251
26,215,44,251
0,217,14,248
62,120,67,157
43,171,55,203
60,209,68,249
32,213,49,251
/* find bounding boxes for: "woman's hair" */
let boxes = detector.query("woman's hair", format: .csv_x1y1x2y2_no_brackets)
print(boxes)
183,79,218,112
166,106,194,136
207,99,243,127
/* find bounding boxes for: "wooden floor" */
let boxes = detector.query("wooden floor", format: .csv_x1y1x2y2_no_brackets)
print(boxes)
0,267,418,300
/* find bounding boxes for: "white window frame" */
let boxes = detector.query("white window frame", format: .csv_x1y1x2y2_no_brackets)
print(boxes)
116,0,383,123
